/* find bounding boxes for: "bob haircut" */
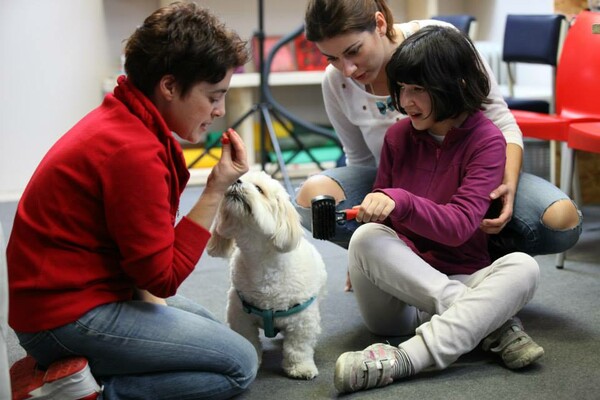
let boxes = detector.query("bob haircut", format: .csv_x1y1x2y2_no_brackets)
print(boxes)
386,25,491,122
304,0,396,42
124,2,248,99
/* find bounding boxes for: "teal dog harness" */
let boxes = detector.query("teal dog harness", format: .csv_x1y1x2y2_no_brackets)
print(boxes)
238,292,316,338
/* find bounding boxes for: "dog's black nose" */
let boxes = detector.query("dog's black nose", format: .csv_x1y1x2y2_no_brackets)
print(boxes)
228,179,243,194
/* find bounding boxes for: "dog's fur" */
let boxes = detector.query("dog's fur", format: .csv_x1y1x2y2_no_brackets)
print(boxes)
207,171,327,379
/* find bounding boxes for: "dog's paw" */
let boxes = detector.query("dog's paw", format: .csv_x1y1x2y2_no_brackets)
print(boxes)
284,361,319,380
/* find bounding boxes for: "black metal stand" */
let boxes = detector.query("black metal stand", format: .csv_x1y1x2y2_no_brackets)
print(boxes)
186,0,341,196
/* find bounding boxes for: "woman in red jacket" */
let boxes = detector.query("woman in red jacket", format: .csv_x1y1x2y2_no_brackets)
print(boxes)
8,3,257,399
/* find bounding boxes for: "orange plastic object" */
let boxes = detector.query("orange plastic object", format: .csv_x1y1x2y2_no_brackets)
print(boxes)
344,208,359,220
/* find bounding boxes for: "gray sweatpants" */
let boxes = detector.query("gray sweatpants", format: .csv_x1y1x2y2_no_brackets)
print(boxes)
348,223,540,372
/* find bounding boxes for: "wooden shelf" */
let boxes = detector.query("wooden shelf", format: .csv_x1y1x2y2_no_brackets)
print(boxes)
230,70,325,88
103,70,325,94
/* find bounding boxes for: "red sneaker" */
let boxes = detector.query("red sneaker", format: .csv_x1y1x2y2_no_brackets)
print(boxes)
10,355,101,400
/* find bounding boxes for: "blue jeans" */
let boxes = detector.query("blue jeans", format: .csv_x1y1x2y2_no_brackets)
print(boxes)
16,296,258,400
295,166,583,255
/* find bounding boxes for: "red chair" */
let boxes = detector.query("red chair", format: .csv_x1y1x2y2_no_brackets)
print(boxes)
558,122,600,267
511,11,600,267
560,123,600,208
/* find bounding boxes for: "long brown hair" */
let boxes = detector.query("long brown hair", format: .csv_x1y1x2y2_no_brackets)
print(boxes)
305,0,396,42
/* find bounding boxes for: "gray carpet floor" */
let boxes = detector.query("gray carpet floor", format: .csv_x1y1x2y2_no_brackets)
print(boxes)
2,186,599,400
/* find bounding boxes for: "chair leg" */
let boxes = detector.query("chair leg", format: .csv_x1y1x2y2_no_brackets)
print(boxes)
556,143,576,269
559,143,575,198
549,140,557,186
555,251,566,269
572,161,583,206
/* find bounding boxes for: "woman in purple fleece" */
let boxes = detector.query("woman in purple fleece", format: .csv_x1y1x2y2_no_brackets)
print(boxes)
333,26,544,394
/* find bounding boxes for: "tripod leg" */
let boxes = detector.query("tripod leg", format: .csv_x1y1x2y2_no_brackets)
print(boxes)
230,105,260,131
270,110,324,170
260,105,294,195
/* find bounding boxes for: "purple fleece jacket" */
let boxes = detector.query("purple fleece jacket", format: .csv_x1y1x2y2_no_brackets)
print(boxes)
374,110,506,275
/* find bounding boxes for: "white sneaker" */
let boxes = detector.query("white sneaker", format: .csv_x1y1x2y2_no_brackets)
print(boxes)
333,343,412,393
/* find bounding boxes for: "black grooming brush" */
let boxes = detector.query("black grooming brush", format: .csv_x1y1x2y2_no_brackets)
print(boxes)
311,195,359,240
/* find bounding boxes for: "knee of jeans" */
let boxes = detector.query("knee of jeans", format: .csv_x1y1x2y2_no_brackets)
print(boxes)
294,180,314,208
237,366,257,391
234,345,259,390
293,200,312,231
295,174,342,207
536,201,583,254
541,199,582,231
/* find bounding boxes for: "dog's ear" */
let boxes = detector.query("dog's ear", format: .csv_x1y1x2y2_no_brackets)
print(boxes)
272,194,304,252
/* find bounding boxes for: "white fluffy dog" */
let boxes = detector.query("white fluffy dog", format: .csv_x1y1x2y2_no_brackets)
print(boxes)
207,171,327,379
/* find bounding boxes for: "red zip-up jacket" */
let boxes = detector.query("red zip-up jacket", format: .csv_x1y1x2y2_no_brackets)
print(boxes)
374,111,506,275
8,76,210,332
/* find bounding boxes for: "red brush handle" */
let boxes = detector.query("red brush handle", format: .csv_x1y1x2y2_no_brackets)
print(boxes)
344,208,359,220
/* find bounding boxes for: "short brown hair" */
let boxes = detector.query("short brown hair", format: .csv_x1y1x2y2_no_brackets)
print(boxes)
124,2,249,98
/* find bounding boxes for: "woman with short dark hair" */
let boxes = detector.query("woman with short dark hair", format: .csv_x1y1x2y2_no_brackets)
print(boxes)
8,3,257,399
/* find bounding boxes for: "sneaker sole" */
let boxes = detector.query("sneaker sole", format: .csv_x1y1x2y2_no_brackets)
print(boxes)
333,352,352,393
505,345,545,369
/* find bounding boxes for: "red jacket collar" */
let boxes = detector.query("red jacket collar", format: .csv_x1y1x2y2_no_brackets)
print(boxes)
113,75,190,215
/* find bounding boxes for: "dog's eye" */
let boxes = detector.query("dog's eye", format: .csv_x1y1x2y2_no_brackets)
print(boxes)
254,184,264,194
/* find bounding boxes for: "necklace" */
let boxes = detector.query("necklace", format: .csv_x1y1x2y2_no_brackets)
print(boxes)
375,96,394,115
368,82,394,115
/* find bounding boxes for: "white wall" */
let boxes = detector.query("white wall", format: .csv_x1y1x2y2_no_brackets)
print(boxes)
466,0,554,41
0,0,110,200
105,0,160,74
0,0,558,200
